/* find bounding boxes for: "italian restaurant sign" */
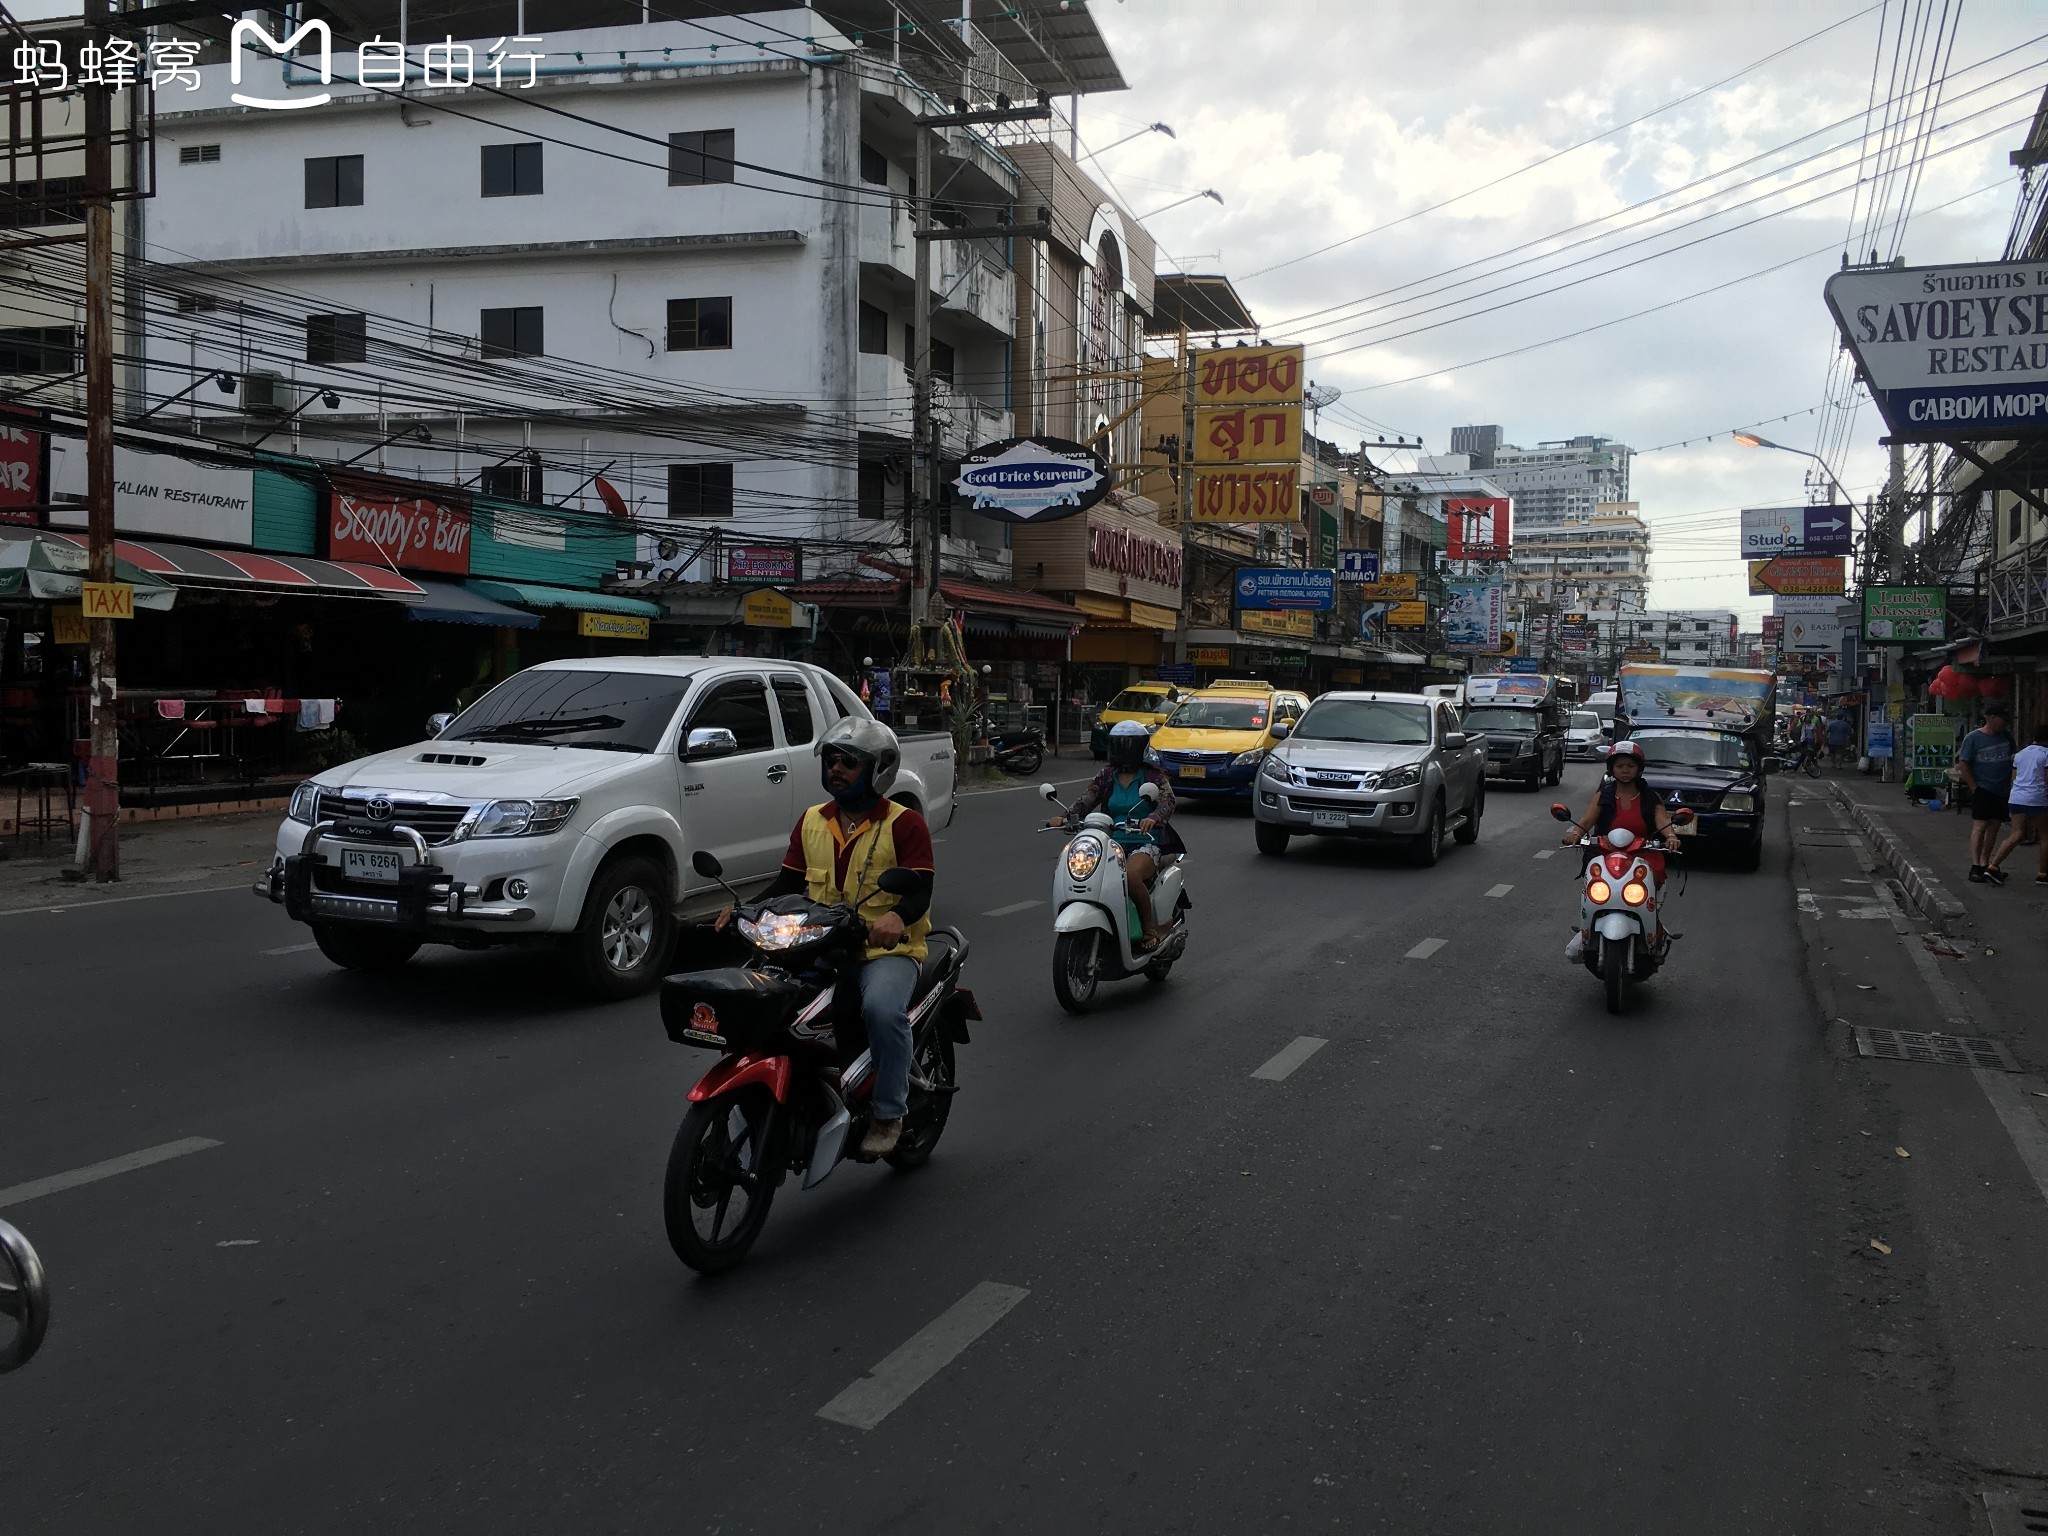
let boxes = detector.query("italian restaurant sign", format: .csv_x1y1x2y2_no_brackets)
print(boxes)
50,439,254,544
953,436,1107,523
328,477,471,574
1825,259,2048,438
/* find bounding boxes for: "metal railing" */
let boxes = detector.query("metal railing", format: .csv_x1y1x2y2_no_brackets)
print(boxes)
1987,540,2048,637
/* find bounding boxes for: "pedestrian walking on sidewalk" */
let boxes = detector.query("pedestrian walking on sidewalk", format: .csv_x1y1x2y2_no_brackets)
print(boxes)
1958,703,2016,883
1985,720,2048,886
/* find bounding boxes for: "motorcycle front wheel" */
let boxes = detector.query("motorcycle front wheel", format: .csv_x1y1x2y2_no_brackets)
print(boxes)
1052,930,1101,1013
1602,935,1628,1014
664,1087,780,1273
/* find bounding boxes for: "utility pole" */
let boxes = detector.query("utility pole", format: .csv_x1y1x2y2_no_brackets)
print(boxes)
83,0,119,881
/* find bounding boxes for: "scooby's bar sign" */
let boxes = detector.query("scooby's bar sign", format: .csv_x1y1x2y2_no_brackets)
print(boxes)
1193,345,1304,405
328,477,472,574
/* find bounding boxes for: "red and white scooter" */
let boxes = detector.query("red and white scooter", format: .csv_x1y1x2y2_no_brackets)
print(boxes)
1549,802,1693,1015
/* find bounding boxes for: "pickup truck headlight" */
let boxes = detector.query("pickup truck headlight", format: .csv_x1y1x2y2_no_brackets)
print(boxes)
1720,791,1756,813
1144,746,1160,765
1379,764,1422,790
1259,753,1291,781
287,781,322,825
1231,748,1265,768
457,797,580,839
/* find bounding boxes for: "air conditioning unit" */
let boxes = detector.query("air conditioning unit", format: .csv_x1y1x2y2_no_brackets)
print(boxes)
241,371,285,414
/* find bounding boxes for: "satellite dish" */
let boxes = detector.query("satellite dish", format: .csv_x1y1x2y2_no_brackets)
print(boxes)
1304,382,1342,410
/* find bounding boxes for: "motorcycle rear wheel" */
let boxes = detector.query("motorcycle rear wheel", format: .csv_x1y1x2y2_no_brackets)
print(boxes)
664,1087,779,1273
1052,930,1100,1013
1602,935,1628,1015
1005,746,1044,776
886,1030,957,1171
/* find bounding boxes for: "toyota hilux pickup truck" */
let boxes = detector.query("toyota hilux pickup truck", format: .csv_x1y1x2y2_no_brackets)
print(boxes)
255,658,955,998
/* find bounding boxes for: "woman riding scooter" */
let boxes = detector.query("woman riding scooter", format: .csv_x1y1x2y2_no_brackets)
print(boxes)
1560,738,1679,960
1047,719,1185,952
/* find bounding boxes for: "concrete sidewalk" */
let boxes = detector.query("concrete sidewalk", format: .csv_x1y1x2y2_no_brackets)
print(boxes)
0,812,276,915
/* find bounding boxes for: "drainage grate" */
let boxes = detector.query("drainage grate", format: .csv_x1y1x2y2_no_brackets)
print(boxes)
1982,1491,2048,1535
1855,1027,2020,1071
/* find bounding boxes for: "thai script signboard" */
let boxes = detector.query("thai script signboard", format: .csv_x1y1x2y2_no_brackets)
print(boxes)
1235,567,1335,610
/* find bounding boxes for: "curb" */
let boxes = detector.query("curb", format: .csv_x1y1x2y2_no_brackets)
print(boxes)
1825,782,1969,927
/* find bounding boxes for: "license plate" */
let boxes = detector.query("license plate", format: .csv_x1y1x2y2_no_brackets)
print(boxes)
1485,762,1504,777
1179,765,1207,779
342,848,404,883
1311,810,1348,830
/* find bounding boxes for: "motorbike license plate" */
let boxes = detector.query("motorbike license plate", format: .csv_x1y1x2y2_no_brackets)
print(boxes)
342,848,404,883
1179,764,1207,779
1311,810,1348,829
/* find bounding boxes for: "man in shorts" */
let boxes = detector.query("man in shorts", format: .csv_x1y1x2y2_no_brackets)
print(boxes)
1957,704,2016,883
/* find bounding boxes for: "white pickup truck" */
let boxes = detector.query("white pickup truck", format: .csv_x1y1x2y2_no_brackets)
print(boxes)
255,657,955,998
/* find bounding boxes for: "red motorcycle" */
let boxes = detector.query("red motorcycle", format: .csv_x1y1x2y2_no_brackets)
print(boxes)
658,851,977,1273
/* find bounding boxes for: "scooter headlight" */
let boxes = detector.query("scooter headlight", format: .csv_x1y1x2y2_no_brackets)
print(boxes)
737,911,836,951
1066,834,1105,881
1621,882,1648,906
1587,878,1612,903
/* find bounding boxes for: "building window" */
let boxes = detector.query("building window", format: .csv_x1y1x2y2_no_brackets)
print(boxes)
304,154,364,208
178,144,221,165
0,175,85,228
859,142,889,186
305,312,367,364
669,462,734,518
931,337,955,384
174,293,220,315
859,461,889,520
665,297,732,351
481,142,543,198
480,461,543,504
668,129,735,187
0,325,76,374
480,306,544,359
858,302,890,355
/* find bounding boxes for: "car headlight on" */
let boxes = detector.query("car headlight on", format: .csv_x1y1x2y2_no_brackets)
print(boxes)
1720,791,1756,813
1144,746,1160,765
1066,834,1105,881
287,781,322,825
1232,748,1265,768
456,797,580,839
1379,764,1422,790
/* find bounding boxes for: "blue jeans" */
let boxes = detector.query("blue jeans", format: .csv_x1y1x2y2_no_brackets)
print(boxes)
859,955,919,1121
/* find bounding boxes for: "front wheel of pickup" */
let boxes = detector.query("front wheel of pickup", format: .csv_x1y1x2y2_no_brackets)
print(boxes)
567,856,674,1001
312,923,420,973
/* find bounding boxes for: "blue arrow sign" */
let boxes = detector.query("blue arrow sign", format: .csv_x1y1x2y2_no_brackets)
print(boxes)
1800,507,1851,555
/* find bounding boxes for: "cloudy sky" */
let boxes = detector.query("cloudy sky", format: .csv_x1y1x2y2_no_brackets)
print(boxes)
1086,0,2047,622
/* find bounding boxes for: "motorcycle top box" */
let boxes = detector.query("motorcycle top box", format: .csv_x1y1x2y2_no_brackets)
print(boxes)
660,966,810,1053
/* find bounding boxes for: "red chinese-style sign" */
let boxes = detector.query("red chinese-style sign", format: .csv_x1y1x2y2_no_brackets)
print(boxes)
1193,345,1304,405
1446,496,1512,560
328,475,472,575
0,410,41,525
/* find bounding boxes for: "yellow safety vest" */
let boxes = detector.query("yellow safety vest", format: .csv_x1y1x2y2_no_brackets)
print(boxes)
795,801,931,963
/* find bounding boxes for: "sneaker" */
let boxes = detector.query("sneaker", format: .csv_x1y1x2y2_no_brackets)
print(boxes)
860,1117,903,1157
1984,866,2010,885
1968,867,1989,883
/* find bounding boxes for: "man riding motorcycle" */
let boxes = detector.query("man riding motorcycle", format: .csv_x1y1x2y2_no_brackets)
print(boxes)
715,717,934,1157
1559,738,1679,960
1046,718,1185,952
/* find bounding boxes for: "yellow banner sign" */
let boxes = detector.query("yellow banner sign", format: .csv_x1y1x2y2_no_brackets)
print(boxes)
1194,404,1302,465
1194,344,1305,405
578,611,651,641
1240,609,1313,637
52,607,88,645
1188,645,1232,665
1192,465,1300,522
1355,573,1418,600
81,581,134,621
1386,602,1429,628
740,589,796,629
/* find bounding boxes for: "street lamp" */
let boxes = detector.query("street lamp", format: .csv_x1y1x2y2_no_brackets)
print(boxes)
1079,122,1175,162
135,370,237,422
1731,432,1856,507
247,389,343,450
1138,189,1223,219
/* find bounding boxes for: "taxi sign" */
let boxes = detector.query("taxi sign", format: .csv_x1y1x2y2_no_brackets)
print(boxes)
81,581,135,620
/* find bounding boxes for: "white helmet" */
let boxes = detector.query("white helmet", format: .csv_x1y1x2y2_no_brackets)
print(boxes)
817,715,901,796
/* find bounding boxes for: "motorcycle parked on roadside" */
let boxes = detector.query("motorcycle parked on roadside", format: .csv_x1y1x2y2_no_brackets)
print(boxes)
0,1218,49,1373
656,852,977,1273
983,719,1046,777
1039,781,1190,1012
1550,802,1694,1014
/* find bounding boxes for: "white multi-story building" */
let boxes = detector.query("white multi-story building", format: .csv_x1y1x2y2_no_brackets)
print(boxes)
1458,431,1632,529
1506,505,1651,616
133,4,1129,580
1649,609,1739,666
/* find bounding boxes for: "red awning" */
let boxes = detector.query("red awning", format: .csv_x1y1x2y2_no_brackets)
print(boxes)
35,533,426,599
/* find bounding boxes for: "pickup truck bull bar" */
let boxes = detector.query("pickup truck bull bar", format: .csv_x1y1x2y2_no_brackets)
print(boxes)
253,820,536,928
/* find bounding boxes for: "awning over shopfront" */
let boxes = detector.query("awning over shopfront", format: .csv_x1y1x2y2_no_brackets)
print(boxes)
0,529,180,609
407,579,540,629
1072,593,1179,631
27,530,429,600
795,570,1086,638
468,579,661,620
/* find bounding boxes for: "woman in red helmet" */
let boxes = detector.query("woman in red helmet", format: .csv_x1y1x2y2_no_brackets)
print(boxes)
1560,739,1681,959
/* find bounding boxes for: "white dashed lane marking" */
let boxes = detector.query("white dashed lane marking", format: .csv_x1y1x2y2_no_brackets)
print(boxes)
264,942,318,956
1484,883,1513,898
0,1137,223,1209
1533,848,1562,860
817,1282,1030,1430
982,900,1044,918
1405,938,1447,960
1251,1036,1328,1081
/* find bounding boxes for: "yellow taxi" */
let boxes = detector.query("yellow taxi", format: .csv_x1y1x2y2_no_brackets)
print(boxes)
1146,681,1310,798
1090,681,1191,759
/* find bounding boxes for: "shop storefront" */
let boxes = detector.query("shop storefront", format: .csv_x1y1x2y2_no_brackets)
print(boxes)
1013,502,1184,724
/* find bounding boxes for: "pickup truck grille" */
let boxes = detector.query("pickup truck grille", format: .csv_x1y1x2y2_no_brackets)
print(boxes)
317,791,471,845
1673,789,1724,809
1486,739,1528,760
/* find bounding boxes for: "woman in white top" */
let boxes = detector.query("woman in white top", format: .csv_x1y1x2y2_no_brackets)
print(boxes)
1987,720,2048,885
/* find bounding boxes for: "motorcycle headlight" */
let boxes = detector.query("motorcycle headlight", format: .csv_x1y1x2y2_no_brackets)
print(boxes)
1066,834,1104,881
1720,791,1756,813
287,781,322,825
1622,882,1648,906
737,911,835,951
1587,879,1613,903
1380,764,1422,790
456,797,580,839
1259,753,1291,781
1232,748,1265,768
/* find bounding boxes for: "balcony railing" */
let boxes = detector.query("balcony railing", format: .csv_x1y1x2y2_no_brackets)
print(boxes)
1987,540,2048,637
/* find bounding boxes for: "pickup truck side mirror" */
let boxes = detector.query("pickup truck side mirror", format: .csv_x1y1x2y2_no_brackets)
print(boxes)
684,726,739,760
426,712,454,738
1270,720,1293,740
1443,731,1467,750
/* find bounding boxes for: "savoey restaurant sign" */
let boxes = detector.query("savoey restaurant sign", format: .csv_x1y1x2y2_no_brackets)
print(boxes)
1825,259,2048,437
953,437,1107,523
49,439,254,544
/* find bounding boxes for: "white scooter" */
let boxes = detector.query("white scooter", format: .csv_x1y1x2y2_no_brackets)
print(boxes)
1039,781,1190,1013
1549,801,1693,1015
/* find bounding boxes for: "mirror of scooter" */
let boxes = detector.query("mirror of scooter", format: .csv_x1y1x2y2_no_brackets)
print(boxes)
876,867,920,896
1138,782,1161,804
1672,807,1697,824
692,850,724,878
1549,803,1572,821
1039,782,1059,801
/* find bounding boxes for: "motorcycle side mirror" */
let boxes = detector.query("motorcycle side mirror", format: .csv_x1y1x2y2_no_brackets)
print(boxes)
1673,807,1697,825
426,712,454,738
876,867,920,896
1549,803,1571,821
691,850,724,878
1039,782,1060,801
1138,782,1161,804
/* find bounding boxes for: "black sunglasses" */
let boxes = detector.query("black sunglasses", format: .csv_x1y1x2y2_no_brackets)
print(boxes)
821,749,864,770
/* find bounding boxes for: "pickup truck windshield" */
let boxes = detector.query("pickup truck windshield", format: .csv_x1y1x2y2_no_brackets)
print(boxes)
1628,728,1753,771
1294,699,1431,746
1167,698,1268,730
446,670,694,752
1462,706,1539,735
